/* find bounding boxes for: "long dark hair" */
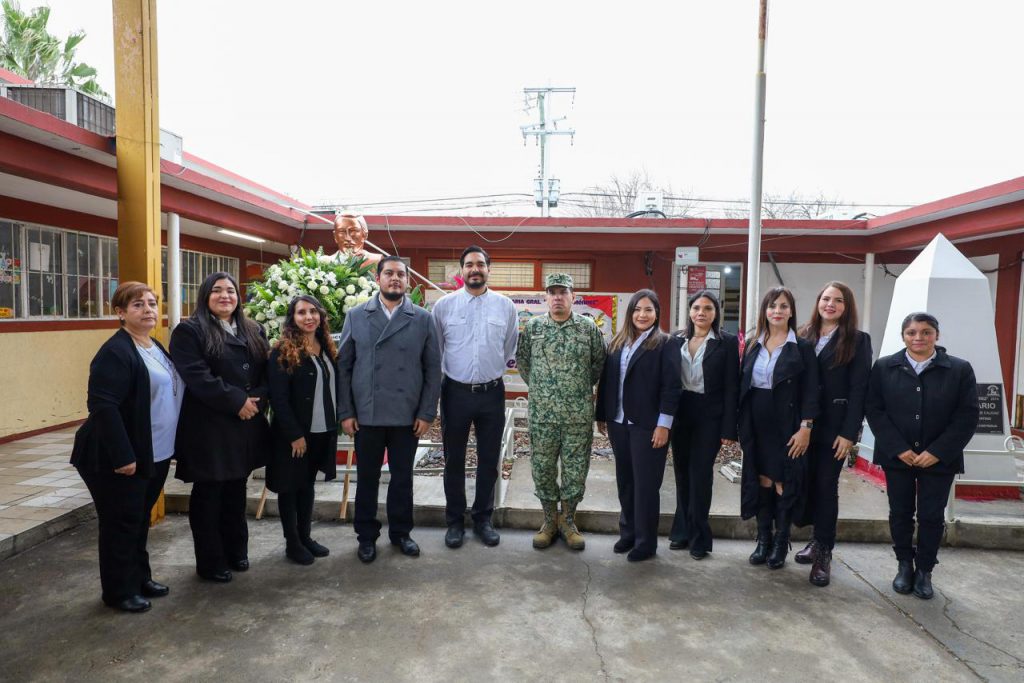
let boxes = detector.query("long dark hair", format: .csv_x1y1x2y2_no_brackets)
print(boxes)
680,289,722,338
749,286,797,344
191,271,269,360
799,281,860,367
609,289,667,353
275,295,338,372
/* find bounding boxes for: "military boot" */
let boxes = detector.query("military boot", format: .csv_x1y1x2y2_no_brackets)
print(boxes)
533,501,560,549
559,500,586,551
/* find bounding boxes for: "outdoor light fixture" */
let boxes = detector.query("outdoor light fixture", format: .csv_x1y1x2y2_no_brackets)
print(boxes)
218,229,266,243
723,266,732,274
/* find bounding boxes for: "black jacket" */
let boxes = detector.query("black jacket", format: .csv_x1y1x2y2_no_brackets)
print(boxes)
266,348,340,493
71,329,164,478
737,335,820,519
810,331,872,444
595,334,681,431
865,347,978,475
673,330,740,441
170,317,271,482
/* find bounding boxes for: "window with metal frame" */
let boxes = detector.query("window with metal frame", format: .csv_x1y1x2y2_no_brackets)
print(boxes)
542,262,592,290
428,259,536,289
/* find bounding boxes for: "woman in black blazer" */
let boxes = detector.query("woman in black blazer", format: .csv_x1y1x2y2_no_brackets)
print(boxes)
794,281,872,587
267,295,340,565
866,312,978,600
170,271,271,582
595,289,682,562
71,281,183,612
668,289,738,560
738,286,819,570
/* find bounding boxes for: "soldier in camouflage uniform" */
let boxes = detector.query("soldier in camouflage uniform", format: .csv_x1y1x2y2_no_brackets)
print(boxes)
516,273,606,550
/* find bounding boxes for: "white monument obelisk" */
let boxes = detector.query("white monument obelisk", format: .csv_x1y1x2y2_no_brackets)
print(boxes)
859,234,1016,484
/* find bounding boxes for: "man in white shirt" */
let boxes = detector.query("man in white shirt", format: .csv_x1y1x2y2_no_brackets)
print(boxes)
431,246,518,548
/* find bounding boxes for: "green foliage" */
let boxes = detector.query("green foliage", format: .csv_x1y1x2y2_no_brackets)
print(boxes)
0,0,108,97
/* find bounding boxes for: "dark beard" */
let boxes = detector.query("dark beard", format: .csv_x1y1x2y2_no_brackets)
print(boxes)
464,277,487,291
381,290,405,302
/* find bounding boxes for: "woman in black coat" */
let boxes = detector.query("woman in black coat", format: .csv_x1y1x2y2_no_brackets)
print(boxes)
668,289,739,560
170,271,271,582
738,286,819,570
71,281,183,612
795,281,872,587
267,295,340,565
595,289,682,562
866,312,978,600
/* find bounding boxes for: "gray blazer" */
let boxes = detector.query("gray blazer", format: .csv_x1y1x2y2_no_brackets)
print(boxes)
336,295,442,426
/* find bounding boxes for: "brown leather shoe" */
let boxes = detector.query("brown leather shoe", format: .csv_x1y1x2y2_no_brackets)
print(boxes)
794,540,817,565
809,546,832,587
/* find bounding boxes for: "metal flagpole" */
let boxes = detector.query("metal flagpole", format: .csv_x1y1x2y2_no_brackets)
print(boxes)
745,0,769,332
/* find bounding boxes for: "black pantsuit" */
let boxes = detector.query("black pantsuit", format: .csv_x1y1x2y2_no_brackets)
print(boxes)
608,421,668,554
669,331,739,554
595,334,682,556
71,329,176,605
441,378,505,527
353,425,418,543
798,331,872,550
866,347,978,572
189,478,249,574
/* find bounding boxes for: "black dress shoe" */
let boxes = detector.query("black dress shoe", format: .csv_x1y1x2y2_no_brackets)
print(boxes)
892,560,915,595
626,548,655,562
912,569,934,600
107,595,151,613
229,558,250,572
613,537,635,554
197,569,233,583
445,525,465,549
392,536,420,557
357,541,377,564
668,539,688,551
302,538,330,558
140,579,169,598
286,542,315,566
473,522,500,547
689,549,708,561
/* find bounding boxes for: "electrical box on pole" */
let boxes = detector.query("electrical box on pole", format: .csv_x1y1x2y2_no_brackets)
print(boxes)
521,87,575,217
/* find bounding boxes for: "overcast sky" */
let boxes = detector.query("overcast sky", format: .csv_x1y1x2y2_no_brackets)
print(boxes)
36,0,1024,217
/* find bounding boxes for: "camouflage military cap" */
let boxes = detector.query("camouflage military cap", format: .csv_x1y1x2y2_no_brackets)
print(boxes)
545,272,574,291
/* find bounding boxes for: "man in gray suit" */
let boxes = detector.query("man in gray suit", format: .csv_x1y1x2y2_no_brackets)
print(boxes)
337,255,442,563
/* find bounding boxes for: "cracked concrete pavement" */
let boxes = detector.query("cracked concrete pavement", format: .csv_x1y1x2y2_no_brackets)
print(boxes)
1,516,1021,682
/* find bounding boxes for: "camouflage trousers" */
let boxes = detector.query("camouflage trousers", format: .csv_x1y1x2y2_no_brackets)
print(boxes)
530,422,593,504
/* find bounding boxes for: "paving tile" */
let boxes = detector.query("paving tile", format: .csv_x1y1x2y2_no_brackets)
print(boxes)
15,462,69,470
16,476,65,486
0,507,35,519
0,517,39,533
15,445,74,455
18,507,69,521
53,487,88,497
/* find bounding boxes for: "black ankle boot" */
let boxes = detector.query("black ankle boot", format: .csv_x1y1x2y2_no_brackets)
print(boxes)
767,505,792,570
749,488,774,565
892,560,915,594
912,568,933,599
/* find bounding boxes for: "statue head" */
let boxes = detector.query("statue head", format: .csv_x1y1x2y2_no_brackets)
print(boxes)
333,213,369,253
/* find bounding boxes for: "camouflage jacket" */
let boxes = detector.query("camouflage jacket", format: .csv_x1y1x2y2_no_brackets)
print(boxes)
516,312,607,424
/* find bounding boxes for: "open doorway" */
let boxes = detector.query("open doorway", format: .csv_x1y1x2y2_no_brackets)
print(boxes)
676,263,743,335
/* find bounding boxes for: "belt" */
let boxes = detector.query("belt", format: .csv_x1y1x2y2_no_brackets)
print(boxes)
447,377,503,393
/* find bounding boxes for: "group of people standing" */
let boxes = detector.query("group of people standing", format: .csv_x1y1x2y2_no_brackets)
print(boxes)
71,243,978,614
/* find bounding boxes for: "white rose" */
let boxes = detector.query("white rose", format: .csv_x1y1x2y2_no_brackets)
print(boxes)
275,316,286,326
268,319,279,329
255,312,267,321
307,279,317,289
319,285,330,295
342,304,351,314
345,295,357,306
345,284,356,295
356,294,370,304
357,277,368,288
335,287,345,296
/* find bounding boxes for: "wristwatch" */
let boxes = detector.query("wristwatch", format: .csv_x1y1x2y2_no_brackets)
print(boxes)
801,420,814,429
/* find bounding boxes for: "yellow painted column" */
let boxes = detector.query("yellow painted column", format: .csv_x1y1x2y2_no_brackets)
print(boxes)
112,0,162,294
113,0,166,524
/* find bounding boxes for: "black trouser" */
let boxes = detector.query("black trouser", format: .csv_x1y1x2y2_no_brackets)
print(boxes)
78,459,170,604
609,421,668,555
806,439,846,550
353,425,418,543
669,392,722,553
189,478,249,575
884,467,955,573
441,377,505,527
277,432,329,546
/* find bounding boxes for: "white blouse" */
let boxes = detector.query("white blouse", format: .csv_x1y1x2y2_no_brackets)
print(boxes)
752,329,797,389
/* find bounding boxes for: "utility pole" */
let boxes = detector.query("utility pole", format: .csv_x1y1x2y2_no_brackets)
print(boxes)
745,0,769,332
521,87,575,217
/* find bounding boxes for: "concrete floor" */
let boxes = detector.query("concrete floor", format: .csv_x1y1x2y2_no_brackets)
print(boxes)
2,517,1022,682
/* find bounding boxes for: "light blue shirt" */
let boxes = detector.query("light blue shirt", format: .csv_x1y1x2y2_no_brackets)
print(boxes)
135,343,183,462
906,349,936,375
752,329,797,389
432,287,519,384
815,328,835,356
613,329,674,429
